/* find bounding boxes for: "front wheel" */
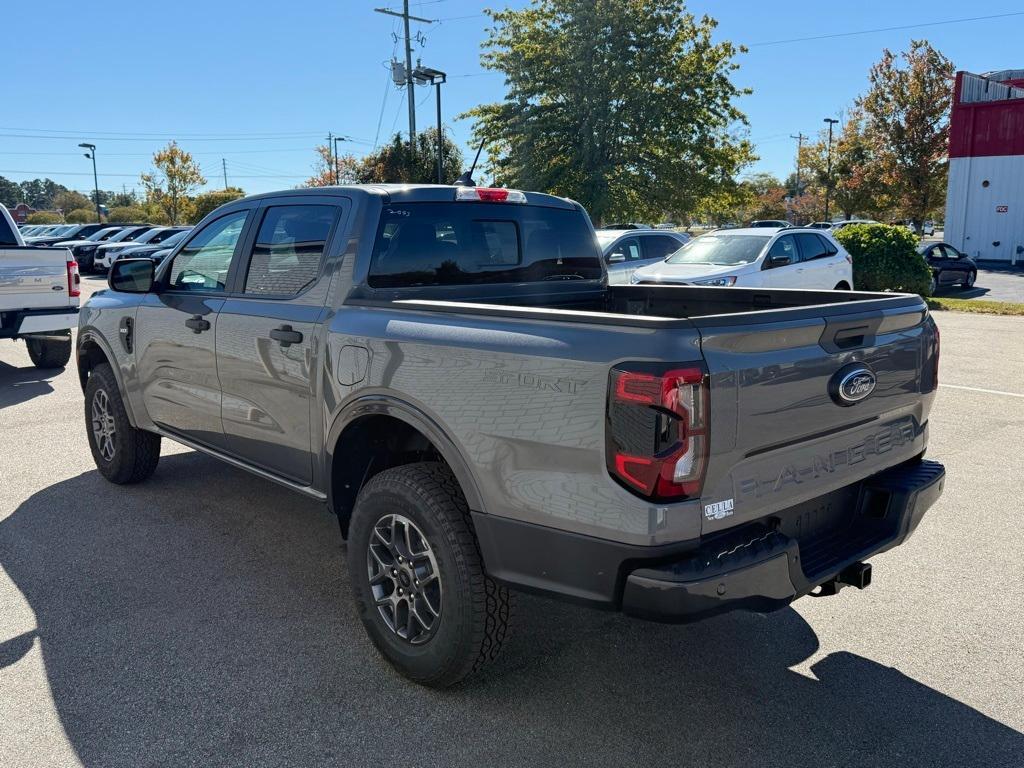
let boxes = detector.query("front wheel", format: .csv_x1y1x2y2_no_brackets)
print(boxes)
347,462,513,687
962,270,976,289
26,332,71,369
833,281,851,291
85,363,161,484
929,274,938,295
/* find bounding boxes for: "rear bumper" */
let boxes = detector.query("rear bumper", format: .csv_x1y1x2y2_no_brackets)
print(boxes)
0,307,78,338
474,459,944,622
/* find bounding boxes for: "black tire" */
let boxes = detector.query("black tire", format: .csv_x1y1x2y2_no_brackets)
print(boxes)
961,270,976,289
26,332,72,369
833,281,851,291
348,462,513,687
85,363,161,484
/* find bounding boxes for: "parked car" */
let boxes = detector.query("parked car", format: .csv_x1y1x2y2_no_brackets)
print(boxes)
749,220,790,228
74,225,153,272
0,204,79,368
78,184,942,687
807,221,834,229
24,224,80,243
831,219,879,233
631,227,853,289
919,242,977,293
599,222,652,230
26,222,108,246
597,228,690,284
93,226,191,270
109,229,191,264
654,222,679,230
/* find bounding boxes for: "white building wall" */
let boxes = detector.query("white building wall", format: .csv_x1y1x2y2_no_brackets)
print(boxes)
945,155,1024,264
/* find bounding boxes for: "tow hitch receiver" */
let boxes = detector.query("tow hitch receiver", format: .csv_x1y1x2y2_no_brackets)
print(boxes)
813,562,872,597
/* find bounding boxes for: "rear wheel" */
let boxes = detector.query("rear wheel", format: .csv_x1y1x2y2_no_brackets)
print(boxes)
833,281,851,291
348,462,513,687
85,363,161,484
26,332,72,369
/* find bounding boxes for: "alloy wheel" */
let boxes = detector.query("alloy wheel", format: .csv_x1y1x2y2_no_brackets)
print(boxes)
367,513,442,644
91,388,117,461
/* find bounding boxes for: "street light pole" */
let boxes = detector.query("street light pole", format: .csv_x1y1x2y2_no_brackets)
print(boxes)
412,66,447,184
78,143,100,222
823,118,839,222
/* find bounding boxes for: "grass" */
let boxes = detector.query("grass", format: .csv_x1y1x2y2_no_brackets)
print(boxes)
926,297,1024,316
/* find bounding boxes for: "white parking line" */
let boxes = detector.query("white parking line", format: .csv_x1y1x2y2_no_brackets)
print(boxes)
939,383,1024,399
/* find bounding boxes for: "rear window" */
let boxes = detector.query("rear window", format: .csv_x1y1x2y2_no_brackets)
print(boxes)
368,202,602,288
0,214,17,246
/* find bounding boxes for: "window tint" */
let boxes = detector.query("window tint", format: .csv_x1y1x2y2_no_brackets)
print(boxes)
939,245,959,259
795,233,831,261
0,213,17,246
148,228,183,244
168,211,248,292
607,237,642,263
243,205,337,295
642,235,681,261
766,235,797,264
368,203,602,288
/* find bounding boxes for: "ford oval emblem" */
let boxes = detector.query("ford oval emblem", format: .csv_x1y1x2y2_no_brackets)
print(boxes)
830,364,876,406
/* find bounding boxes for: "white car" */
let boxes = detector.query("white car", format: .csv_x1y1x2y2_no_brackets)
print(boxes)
630,227,853,290
596,228,691,284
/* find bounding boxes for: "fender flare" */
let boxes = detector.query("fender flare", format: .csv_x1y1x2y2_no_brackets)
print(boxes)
325,394,485,514
76,327,139,427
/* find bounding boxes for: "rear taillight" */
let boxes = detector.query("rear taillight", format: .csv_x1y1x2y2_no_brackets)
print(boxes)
606,364,709,501
455,186,527,203
67,260,80,298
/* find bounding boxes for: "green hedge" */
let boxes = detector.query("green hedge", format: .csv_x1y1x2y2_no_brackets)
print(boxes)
834,224,932,296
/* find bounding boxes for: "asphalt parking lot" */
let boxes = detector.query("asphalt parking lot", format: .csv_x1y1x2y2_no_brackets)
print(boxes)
1,280,1022,767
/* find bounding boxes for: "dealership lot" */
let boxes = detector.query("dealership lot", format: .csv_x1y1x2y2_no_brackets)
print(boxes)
0,282,1022,766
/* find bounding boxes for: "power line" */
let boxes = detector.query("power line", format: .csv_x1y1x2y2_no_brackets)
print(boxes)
750,10,1024,46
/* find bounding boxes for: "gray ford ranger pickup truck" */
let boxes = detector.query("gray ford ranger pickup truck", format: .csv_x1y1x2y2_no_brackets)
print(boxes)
77,185,944,686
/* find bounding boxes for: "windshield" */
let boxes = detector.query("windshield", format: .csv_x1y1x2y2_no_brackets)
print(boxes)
132,228,165,244
158,230,188,248
109,227,147,242
88,227,121,241
664,233,770,266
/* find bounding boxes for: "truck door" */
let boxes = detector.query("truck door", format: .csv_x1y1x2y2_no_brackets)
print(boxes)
214,199,345,485
135,209,254,448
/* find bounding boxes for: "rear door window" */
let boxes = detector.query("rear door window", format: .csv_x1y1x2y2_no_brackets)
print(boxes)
795,233,831,261
368,203,602,287
642,235,682,261
243,204,338,296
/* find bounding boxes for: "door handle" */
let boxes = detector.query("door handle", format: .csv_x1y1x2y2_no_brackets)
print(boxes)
185,315,211,334
269,324,303,348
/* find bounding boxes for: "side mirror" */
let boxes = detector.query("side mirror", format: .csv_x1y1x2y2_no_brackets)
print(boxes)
109,258,155,293
607,252,626,264
768,254,792,268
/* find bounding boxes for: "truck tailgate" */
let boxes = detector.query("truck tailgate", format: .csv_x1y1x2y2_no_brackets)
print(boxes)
0,246,74,309
695,300,938,534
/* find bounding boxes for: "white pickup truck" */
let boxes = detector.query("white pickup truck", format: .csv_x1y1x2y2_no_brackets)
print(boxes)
0,204,80,368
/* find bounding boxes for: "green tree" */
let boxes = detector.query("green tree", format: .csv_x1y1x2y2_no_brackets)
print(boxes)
65,208,96,223
191,187,246,222
0,176,21,207
348,130,464,185
141,141,206,225
107,190,139,208
26,212,62,224
738,173,788,222
19,179,67,210
859,40,954,230
107,205,148,223
464,0,753,224
52,189,94,217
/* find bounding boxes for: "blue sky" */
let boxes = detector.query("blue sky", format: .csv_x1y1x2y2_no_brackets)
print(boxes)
3,1,1022,197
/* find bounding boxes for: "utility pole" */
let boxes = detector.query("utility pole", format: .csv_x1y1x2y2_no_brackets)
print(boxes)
823,118,839,221
333,136,344,184
375,4,433,165
789,132,806,195
222,158,228,190
326,132,334,184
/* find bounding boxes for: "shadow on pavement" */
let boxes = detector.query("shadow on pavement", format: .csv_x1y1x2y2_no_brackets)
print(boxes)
1,452,1021,767
0,359,60,409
